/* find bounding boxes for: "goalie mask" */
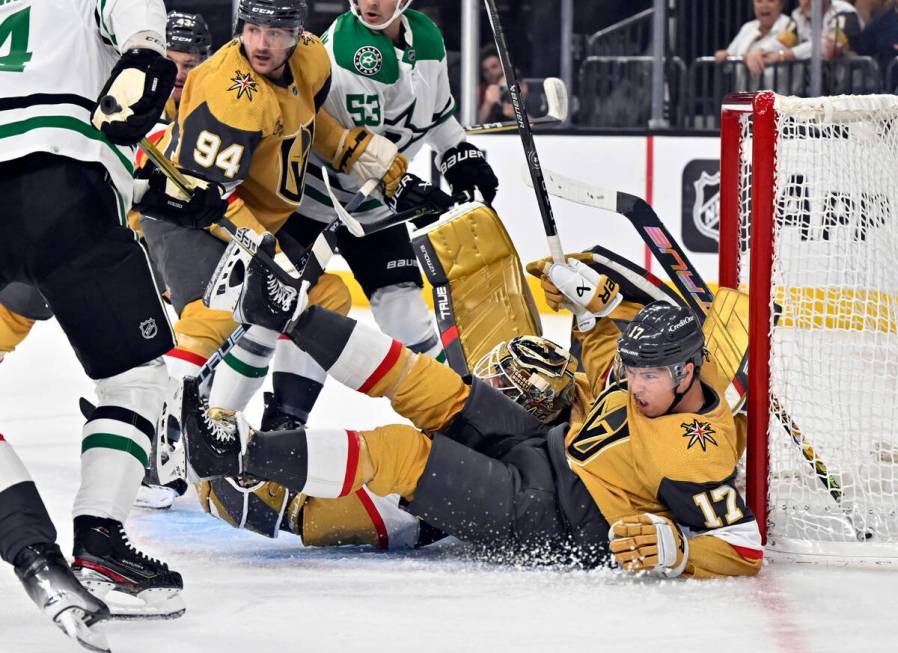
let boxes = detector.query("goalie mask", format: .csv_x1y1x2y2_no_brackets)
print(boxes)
473,336,577,423
350,0,414,31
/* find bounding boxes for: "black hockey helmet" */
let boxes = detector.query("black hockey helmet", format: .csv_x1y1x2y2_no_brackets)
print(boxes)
617,301,705,386
166,12,212,58
236,0,308,32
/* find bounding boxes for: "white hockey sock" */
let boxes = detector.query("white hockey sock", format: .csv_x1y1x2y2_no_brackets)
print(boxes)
369,283,442,358
0,434,32,493
74,360,168,523
208,325,279,412
164,348,205,381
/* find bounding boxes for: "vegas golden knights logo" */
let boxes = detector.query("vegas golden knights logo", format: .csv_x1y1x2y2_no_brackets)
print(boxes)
568,387,629,464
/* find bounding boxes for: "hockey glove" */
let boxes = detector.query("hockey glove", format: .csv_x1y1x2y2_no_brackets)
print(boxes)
528,257,622,332
92,49,177,146
134,165,228,230
609,513,688,578
333,127,408,197
386,173,456,216
439,142,499,204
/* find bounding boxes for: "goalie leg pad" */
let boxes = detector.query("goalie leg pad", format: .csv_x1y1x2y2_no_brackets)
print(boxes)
411,202,541,373
302,489,420,550
197,477,290,539
74,359,168,522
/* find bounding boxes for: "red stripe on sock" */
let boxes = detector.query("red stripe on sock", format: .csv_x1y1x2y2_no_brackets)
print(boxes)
278,333,292,340
0,433,5,442
165,348,208,368
357,340,402,394
355,489,389,550
440,325,459,349
731,544,764,560
73,558,134,585
340,430,361,497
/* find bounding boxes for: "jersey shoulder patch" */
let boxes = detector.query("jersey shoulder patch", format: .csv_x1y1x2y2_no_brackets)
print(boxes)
328,12,400,84
183,40,280,136
404,9,446,62
632,394,740,485
290,32,332,93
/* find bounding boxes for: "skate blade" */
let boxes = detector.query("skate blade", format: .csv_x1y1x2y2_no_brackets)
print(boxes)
81,579,186,621
55,607,111,653
134,486,177,510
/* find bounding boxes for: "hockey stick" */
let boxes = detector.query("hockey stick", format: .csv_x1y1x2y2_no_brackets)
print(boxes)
530,168,869,538
463,78,569,135
321,168,442,237
483,0,564,263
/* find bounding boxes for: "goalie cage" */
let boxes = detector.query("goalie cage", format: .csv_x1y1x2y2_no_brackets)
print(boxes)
720,91,898,566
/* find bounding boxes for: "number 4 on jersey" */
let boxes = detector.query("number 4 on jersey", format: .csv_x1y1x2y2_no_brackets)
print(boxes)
0,6,33,72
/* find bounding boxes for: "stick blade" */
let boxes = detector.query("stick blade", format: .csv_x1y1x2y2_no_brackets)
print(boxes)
520,166,617,212
542,77,569,121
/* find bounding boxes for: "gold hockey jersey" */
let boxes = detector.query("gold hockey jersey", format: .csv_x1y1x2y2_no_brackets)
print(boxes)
564,320,763,578
170,36,337,233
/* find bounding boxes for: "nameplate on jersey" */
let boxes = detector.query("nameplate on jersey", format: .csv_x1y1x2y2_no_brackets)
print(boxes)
567,386,629,464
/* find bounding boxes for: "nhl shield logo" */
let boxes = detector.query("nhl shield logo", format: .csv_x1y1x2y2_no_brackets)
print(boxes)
139,318,158,340
692,171,720,241
354,46,383,76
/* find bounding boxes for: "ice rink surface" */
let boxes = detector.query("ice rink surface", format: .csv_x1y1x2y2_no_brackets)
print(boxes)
2,309,897,653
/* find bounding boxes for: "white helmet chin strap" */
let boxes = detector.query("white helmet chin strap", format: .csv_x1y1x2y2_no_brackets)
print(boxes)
350,0,413,31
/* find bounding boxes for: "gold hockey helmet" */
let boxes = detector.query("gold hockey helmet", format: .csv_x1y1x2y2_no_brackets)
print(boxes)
473,335,578,423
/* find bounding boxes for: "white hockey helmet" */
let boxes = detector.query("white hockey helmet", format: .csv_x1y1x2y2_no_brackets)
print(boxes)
350,0,414,31
473,336,578,423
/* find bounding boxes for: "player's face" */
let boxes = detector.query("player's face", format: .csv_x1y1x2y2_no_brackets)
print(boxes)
626,365,688,418
241,23,298,77
356,0,400,27
754,0,782,29
167,51,202,104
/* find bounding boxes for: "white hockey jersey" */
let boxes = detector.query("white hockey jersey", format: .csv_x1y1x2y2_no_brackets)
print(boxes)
299,9,465,222
0,0,166,208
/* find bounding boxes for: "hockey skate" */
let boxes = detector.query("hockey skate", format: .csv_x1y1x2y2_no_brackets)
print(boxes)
180,375,248,481
15,542,111,652
72,516,185,620
133,479,188,510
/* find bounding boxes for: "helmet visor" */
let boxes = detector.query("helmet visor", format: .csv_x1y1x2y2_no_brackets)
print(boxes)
240,23,299,50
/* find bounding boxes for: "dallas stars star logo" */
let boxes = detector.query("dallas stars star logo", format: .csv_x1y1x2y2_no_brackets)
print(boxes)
228,70,257,101
681,419,718,451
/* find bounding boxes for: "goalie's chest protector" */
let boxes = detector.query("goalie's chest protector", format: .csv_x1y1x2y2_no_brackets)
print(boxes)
320,10,454,158
0,0,146,206
565,384,740,525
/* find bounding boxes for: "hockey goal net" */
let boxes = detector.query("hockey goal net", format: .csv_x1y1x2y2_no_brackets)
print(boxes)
720,91,898,565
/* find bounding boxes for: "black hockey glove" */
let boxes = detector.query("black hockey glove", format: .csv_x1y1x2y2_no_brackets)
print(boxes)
134,165,228,230
386,173,455,215
92,49,177,146
439,142,499,204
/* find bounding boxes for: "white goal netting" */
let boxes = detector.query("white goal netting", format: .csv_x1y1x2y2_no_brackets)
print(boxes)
733,94,898,564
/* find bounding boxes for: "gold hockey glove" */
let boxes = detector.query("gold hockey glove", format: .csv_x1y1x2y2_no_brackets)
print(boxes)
333,127,407,196
610,513,688,578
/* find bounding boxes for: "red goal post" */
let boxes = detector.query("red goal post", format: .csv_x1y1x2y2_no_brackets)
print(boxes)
719,91,898,566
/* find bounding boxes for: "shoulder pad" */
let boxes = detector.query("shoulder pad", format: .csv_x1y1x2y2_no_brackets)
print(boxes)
404,9,446,62
289,32,332,89
329,12,399,84
186,40,279,135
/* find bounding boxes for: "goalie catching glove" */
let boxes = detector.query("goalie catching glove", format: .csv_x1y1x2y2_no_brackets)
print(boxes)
92,47,176,146
527,257,622,332
332,127,407,197
134,165,228,229
609,513,688,578
439,142,499,203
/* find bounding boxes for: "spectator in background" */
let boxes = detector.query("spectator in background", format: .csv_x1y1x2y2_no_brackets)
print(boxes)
850,0,898,72
479,46,515,123
715,0,790,76
746,0,860,70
